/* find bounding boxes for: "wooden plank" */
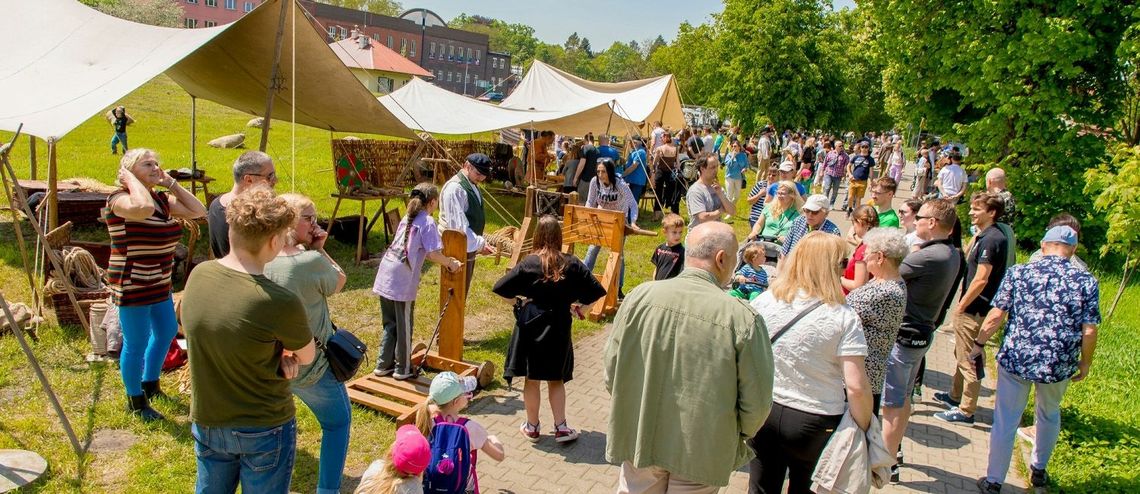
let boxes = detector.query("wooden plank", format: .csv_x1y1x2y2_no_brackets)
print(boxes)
439,230,467,361
411,350,480,376
350,379,426,405
348,388,413,417
590,252,622,321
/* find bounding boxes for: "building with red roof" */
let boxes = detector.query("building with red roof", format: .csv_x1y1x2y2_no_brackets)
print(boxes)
329,31,433,94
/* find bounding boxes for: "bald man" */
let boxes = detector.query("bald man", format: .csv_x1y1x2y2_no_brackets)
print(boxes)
605,222,774,493
985,168,1016,225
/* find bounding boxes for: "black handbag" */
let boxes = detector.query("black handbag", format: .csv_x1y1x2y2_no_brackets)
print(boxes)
318,327,368,382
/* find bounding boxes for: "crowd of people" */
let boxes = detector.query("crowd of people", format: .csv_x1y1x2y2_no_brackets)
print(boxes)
100,118,1099,494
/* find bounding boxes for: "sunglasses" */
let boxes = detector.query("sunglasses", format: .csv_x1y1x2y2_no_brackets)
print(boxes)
248,172,277,181
915,214,934,222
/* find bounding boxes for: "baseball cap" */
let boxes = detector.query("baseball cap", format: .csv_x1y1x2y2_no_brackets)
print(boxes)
428,371,477,405
803,194,830,212
778,160,795,172
466,153,492,176
390,424,431,476
1042,225,1078,246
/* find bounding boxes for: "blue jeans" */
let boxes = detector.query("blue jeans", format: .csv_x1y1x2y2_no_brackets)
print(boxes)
822,175,843,207
583,244,625,293
111,132,128,152
628,183,646,209
117,297,179,396
986,366,1069,484
192,418,297,494
292,368,352,494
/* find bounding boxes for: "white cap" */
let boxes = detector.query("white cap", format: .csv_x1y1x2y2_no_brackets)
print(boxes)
803,194,830,212
778,160,795,172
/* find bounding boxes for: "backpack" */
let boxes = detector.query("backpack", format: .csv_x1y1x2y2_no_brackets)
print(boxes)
423,416,478,494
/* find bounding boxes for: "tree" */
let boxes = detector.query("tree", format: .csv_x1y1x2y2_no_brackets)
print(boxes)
451,15,540,68
80,0,182,27
1086,143,1140,317
317,0,402,16
868,0,1134,247
593,42,649,82
649,22,721,107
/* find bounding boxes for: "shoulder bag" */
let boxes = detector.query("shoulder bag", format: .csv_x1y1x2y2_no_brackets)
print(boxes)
768,300,825,344
318,326,368,382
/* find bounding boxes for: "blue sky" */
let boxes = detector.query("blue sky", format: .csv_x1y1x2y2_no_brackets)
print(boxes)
408,0,858,49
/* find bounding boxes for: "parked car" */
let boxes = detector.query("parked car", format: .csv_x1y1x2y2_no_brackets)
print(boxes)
478,92,505,102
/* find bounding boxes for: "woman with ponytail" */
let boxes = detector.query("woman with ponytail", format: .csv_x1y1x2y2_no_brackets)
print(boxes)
492,216,606,444
372,183,462,380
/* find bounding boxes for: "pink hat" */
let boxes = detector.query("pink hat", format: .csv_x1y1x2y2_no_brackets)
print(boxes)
391,424,431,475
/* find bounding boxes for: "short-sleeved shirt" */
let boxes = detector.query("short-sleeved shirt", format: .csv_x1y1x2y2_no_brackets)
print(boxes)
993,256,1100,383
751,292,867,415
725,152,749,179
760,205,800,240
877,208,900,228
104,190,182,307
850,155,874,180
183,261,313,427
580,144,600,186
622,148,649,186
767,181,807,198
264,251,340,388
748,180,768,224
846,280,907,394
735,264,769,296
651,243,685,280
824,150,850,178
207,196,231,258
781,216,841,256
843,243,869,294
373,212,444,302
686,181,722,228
938,164,967,197
897,239,962,348
960,224,1009,315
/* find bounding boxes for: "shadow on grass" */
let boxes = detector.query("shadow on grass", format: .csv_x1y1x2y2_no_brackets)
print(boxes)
288,449,324,494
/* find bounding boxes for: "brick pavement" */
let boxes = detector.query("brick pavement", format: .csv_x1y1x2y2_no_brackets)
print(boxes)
465,172,1028,493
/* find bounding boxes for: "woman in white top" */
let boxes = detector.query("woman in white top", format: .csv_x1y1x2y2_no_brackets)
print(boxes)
900,198,925,252
583,158,637,295
748,232,873,494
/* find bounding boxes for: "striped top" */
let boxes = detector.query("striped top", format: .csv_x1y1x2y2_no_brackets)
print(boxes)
104,190,182,307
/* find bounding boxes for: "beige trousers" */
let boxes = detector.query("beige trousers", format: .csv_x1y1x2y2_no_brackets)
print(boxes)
951,311,985,415
617,462,720,494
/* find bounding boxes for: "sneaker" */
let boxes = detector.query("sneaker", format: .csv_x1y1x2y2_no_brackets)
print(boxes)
393,370,420,380
1030,467,1049,487
933,391,961,408
911,384,923,404
976,477,1002,493
896,449,904,467
889,465,900,484
553,422,579,443
372,367,394,377
934,407,976,424
519,421,540,443
1017,426,1036,445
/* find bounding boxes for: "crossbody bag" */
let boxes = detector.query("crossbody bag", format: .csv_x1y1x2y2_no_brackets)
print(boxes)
768,300,825,344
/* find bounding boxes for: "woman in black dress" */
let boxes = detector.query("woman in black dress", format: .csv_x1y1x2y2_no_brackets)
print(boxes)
493,215,606,444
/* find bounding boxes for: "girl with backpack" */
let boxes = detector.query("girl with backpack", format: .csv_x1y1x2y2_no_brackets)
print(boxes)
415,372,505,494
356,424,432,494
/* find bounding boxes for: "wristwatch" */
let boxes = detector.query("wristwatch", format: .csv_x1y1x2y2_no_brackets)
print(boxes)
973,339,986,348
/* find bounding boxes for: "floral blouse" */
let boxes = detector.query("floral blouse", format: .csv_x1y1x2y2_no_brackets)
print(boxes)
846,279,907,394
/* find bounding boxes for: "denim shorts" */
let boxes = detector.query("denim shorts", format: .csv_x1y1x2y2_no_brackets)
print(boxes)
881,343,930,408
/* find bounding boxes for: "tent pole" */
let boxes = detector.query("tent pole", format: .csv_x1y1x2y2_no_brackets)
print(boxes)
29,136,37,180
47,138,57,230
190,96,198,195
259,0,291,152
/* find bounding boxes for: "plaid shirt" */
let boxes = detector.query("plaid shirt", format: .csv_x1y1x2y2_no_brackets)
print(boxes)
824,150,849,178
781,216,841,257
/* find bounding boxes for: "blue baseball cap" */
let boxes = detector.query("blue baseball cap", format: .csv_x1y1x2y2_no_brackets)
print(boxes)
1042,225,1078,246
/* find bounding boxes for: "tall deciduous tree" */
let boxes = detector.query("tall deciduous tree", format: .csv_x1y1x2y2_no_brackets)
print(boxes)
80,0,182,27
868,0,1134,246
649,22,721,107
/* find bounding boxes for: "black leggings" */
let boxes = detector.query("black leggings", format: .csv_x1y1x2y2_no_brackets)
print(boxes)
651,174,681,214
748,402,842,494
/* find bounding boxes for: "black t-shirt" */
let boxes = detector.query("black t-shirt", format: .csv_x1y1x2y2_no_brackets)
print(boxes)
207,196,230,259
851,155,874,180
686,136,704,157
961,225,1009,315
113,115,129,133
580,144,599,185
651,242,685,281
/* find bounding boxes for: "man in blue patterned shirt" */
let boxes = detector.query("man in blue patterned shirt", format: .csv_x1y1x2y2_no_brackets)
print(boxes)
972,225,1100,494
779,194,841,260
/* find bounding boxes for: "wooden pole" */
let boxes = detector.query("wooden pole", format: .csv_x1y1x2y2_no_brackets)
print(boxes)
0,130,39,304
190,96,198,195
28,136,37,180
46,138,57,230
259,0,291,152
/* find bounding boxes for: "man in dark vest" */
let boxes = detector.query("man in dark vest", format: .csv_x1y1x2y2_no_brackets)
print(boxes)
440,153,496,296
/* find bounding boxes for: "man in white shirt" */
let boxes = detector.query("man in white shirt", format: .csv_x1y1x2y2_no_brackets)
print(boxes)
758,130,773,169
650,121,666,151
936,152,967,202
439,153,497,295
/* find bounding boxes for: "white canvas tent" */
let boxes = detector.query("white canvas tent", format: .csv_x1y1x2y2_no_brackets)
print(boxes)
379,78,640,136
0,0,415,141
500,60,685,131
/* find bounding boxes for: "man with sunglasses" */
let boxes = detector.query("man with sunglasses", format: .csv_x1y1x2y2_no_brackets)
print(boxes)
779,194,840,259
881,198,964,484
208,150,279,258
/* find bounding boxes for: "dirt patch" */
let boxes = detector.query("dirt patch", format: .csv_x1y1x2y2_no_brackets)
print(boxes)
0,386,21,406
88,428,137,454
462,309,512,343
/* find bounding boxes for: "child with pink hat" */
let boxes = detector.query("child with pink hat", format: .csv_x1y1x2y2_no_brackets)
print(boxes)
355,424,432,494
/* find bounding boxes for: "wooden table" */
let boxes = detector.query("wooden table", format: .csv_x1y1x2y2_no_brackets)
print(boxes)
173,174,215,202
325,192,399,263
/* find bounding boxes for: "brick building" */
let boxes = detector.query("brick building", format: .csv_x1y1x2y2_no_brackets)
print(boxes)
174,1,514,96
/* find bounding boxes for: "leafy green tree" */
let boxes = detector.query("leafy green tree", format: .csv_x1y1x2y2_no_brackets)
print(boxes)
649,22,721,108
594,42,650,82
80,0,182,27
1086,143,1140,317
868,0,1134,247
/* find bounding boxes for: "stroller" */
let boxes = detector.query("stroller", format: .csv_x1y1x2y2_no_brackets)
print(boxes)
731,236,782,299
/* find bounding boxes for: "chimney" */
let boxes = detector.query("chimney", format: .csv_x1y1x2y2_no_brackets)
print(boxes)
356,31,370,50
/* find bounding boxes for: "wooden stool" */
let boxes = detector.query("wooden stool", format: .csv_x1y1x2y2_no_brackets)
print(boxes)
326,192,393,263
174,174,215,203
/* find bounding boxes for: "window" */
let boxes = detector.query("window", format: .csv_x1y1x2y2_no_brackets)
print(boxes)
372,33,379,40
205,0,216,7
225,0,236,9
339,27,347,38
243,1,254,12
449,45,454,58
466,47,472,60
400,39,407,55
327,26,336,38
184,18,198,28
387,35,393,48
430,42,436,58
204,20,217,27
475,49,481,62
447,72,452,82
377,77,393,93
186,0,197,4
465,73,470,84
410,40,416,58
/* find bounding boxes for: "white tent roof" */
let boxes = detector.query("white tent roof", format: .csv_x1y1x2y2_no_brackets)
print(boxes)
379,78,638,136
500,60,685,131
0,0,415,141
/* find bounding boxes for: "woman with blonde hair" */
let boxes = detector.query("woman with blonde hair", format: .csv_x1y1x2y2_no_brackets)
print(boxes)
748,232,873,494
264,192,351,494
104,148,205,421
747,180,803,243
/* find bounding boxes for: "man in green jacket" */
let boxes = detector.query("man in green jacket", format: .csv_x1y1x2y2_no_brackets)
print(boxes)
604,221,774,492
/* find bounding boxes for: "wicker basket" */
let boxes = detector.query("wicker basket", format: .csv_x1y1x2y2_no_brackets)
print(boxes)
48,290,110,327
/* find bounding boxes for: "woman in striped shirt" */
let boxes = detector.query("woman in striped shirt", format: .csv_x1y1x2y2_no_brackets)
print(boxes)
105,148,206,421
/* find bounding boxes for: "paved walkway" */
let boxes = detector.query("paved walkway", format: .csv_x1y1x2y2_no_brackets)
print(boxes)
466,174,1029,493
